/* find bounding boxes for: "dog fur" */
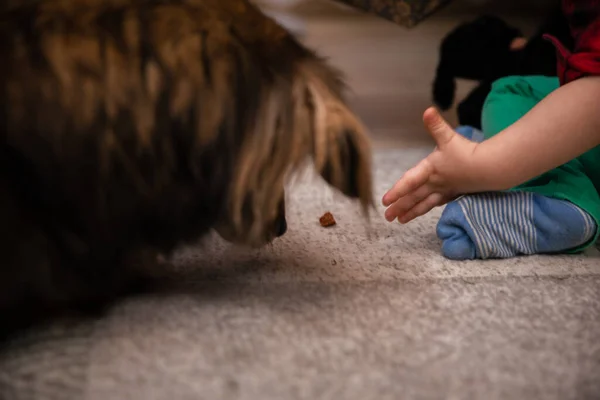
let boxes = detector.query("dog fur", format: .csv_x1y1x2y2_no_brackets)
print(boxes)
0,0,373,336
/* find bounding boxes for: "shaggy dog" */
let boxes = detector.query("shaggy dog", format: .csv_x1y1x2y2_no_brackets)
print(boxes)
0,0,373,336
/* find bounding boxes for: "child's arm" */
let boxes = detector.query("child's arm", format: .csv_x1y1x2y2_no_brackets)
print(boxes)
382,75,600,223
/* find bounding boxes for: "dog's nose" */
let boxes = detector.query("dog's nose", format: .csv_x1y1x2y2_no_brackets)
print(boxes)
276,217,287,237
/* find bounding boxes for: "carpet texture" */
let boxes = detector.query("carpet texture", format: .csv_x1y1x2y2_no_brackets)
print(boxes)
1,148,599,400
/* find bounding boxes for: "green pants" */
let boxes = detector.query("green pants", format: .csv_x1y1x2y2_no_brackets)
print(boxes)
481,75,600,252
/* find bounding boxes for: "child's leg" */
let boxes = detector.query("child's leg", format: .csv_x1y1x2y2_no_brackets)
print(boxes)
437,76,600,260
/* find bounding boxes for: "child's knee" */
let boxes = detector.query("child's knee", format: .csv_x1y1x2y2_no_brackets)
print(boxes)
481,76,556,137
486,76,535,105
487,76,559,104
490,76,528,92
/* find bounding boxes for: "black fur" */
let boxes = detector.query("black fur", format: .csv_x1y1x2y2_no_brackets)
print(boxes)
432,5,573,129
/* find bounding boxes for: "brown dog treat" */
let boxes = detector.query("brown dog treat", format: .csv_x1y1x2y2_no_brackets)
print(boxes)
319,212,336,227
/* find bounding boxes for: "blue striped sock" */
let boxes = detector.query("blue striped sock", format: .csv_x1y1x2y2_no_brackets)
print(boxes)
437,191,597,260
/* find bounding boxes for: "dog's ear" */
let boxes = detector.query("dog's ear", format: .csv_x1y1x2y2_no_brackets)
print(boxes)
432,63,455,110
297,60,373,211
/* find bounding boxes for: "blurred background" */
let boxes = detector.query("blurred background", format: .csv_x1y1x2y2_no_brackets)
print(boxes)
253,0,557,149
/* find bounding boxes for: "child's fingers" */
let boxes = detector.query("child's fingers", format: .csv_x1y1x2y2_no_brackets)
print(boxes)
384,184,433,222
423,107,455,148
382,159,432,206
397,192,445,224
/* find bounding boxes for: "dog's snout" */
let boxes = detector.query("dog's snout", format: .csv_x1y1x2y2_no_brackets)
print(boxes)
276,217,287,237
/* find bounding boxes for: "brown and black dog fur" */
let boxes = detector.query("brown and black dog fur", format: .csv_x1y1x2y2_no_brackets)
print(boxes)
0,0,373,336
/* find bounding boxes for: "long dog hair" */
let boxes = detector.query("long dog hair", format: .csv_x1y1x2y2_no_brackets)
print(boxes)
0,0,373,336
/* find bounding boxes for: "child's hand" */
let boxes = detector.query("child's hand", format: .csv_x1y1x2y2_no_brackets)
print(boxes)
382,107,482,224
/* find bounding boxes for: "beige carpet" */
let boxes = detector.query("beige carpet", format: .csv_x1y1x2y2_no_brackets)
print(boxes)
1,148,600,400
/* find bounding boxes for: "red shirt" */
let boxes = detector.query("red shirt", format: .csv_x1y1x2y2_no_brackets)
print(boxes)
543,0,600,85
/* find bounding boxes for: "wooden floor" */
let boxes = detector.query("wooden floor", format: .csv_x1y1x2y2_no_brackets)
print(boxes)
268,0,550,149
